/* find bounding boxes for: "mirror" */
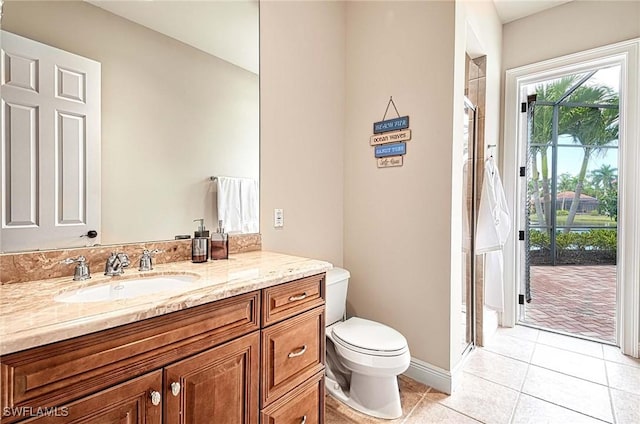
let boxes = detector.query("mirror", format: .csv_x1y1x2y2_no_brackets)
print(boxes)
0,0,259,253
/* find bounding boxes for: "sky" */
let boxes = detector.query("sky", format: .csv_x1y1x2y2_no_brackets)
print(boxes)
555,145,618,177
527,64,620,177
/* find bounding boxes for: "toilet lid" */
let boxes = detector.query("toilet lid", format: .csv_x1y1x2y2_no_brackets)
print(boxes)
332,317,408,355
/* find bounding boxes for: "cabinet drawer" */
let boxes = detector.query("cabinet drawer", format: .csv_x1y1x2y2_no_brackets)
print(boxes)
260,371,324,424
0,291,260,423
262,274,325,326
20,370,163,424
261,307,325,407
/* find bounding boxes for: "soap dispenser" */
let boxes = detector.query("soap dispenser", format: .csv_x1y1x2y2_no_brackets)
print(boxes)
210,220,229,260
191,219,210,263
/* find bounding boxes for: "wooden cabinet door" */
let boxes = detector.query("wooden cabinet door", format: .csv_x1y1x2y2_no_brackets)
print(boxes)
20,370,162,424
164,332,260,424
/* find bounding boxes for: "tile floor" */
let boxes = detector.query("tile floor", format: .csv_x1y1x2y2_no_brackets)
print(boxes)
326,326,640,423
525,266,616,343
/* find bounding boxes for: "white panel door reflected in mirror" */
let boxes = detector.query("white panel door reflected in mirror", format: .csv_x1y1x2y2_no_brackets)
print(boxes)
0,1,259,253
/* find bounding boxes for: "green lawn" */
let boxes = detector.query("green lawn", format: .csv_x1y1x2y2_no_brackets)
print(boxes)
530,213,617,227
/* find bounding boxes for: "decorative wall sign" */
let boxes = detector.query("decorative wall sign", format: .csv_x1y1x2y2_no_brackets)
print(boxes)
375,142,406,158
371,97,411,168
373,116,409,134
377,156,403,168
370,129,411,146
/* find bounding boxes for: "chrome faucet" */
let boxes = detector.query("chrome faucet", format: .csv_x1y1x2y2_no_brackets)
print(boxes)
60,256,91,281
139,249,162,271
104,252,130,276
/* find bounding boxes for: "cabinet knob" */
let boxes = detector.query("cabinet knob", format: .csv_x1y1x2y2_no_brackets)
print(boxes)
150,390,161,406
171,381,181,396
288,345,308,358
300,415,307,424
288,292,307,302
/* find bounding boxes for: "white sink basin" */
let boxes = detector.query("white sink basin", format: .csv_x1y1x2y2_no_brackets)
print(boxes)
55,274,198,303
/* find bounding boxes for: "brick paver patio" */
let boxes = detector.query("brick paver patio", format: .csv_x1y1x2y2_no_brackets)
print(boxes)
522,265,616,343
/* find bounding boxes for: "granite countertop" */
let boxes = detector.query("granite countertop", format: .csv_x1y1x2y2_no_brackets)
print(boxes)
0,251,332,356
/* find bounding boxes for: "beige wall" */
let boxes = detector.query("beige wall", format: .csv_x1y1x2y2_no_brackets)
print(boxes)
260,0,496,370
343,0,456,370
503,0,640,70
2,1,259,246
461,1,502,161
259,1,345,267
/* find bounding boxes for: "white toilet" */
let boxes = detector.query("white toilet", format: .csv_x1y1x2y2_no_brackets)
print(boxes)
325,267,411,419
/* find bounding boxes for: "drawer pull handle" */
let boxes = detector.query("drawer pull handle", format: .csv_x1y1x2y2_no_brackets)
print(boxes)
300,415,307,424
150,390,161,406
171,382,181,396
289,292,307,302
288,345,308,358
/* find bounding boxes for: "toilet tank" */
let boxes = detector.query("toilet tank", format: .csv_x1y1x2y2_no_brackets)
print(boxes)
325,267,350,326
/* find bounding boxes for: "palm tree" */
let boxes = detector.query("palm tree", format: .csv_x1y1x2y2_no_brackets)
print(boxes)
557,172,578,192
530,77,579,228
590,164,618,191
562,85,618,228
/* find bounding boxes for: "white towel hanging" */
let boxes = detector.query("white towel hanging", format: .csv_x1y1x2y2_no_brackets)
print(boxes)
476,157,510,253
476,156,511,312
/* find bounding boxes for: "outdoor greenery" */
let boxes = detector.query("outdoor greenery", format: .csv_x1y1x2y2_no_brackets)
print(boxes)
527,72,619,265
529,75,619,231
529,229,617,264
530,229,616,251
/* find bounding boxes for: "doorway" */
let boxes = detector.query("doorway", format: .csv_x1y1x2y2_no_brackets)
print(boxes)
502,39,640,358
520,67,620,343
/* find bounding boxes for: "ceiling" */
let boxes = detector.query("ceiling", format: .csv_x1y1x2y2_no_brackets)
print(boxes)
87,0,571,72
493,0,574,24
88,1,259,74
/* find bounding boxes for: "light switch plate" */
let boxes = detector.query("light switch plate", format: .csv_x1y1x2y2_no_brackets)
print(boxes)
274,208,284,228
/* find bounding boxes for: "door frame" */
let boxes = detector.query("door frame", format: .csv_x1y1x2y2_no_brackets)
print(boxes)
502,39,640,357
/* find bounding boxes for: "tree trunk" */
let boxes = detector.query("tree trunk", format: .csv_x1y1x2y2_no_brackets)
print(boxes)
540,149,552,237
531,152,545,225
566,148,592,230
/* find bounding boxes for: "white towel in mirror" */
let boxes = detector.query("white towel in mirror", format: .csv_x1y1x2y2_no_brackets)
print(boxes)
216,176,259,234
239,178,259,233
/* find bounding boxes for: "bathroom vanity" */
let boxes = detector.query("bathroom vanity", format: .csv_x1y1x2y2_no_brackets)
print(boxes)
0,251,330,423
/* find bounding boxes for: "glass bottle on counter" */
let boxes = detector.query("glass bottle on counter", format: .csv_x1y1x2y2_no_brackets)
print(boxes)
191,218,210,263
210,220,228,260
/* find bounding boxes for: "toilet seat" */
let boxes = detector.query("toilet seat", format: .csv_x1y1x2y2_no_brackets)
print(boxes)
331,317,409,357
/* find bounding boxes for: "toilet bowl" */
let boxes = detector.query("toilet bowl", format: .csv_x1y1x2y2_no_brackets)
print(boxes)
325,268,411,419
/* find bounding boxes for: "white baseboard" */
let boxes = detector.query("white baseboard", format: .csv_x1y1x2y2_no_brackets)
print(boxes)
404,358,452,394
404,351,474,395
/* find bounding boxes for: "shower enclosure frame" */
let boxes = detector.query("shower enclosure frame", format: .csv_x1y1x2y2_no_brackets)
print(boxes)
461,96,478,355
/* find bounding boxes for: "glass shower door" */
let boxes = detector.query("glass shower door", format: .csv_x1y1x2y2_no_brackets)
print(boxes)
461,97,477,354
